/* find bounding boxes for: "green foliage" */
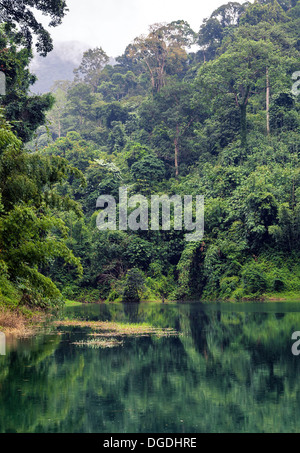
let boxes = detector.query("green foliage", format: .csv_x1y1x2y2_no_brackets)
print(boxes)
1,2,300,307
130,154,165,183
0,28,55,142
122,268,146,303
74,47,109,91
124,21,196,93
241,262,268,295
0,114,83,308
0,0,68,56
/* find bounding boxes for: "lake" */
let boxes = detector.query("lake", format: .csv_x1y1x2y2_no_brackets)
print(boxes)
1,301,300,433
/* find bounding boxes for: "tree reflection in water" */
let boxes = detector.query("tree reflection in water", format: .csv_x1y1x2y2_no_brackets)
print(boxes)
1,302,300,433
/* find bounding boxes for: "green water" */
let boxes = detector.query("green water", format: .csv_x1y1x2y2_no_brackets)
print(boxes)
1,301,300,433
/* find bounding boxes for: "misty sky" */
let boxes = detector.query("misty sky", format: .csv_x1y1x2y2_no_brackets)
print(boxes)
42,0,238,58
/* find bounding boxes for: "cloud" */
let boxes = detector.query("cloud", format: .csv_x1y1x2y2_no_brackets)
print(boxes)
38,0,232,57
31,0,253,92
31,41,90,70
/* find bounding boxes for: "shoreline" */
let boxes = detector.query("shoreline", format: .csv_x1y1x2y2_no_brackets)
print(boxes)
67,294,300,306
0,307,51,338
1,292,300,338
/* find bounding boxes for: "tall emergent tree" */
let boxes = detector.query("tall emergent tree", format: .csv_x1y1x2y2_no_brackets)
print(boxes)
197,36,293,146
74,47,109,92
140,81,200,177
198,2,247,61
124,21,196,93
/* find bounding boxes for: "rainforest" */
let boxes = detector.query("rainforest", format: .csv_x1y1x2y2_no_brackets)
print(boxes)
1,0,300,437
0,0,299,313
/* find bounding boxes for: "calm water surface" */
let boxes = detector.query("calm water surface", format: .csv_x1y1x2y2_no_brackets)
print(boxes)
1,301,300,433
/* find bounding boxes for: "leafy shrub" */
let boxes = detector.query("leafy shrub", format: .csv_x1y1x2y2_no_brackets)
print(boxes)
242,262,268,294
122,268,146,303
130,154,165,183
220,276,240,299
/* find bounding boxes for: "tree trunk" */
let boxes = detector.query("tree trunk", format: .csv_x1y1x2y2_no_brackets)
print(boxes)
240,104,247,148
174,127,179,178
175,141,179,178
266,67,270,136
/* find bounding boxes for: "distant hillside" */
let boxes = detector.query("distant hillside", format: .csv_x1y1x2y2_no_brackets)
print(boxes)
30,41,91,94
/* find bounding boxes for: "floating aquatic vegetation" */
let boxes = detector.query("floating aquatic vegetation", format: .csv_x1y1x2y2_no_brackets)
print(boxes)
72,338,123,349
55,320,180,339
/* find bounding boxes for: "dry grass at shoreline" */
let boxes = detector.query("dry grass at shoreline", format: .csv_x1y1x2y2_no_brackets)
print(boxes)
0,307,46,337
0,312,180,349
